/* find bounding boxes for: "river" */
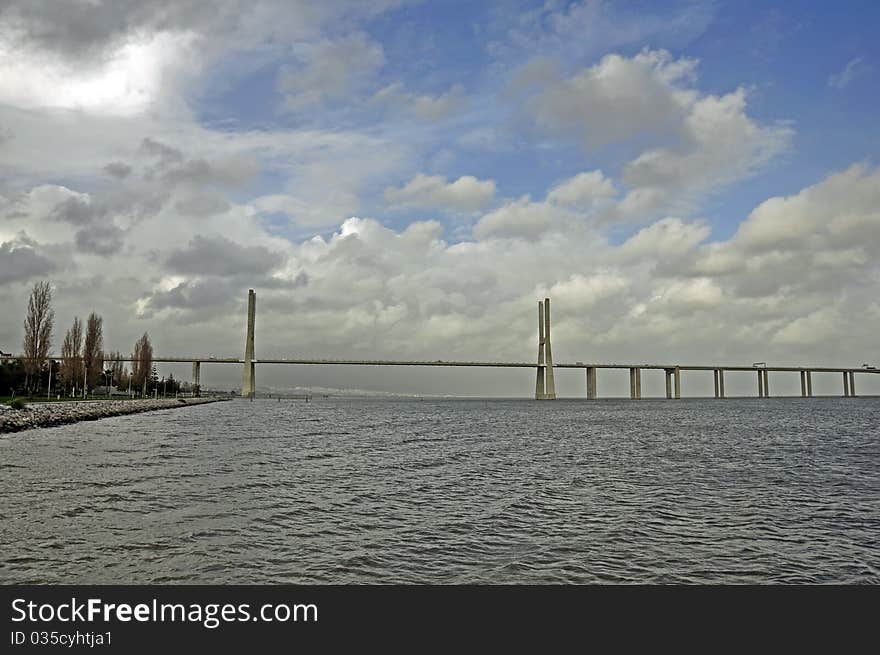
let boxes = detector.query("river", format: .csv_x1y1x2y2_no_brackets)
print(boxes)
1,397,878,583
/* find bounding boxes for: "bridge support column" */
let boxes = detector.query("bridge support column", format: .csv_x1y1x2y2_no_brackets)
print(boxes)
241,289,256,398
763,369,770,397
757,370,764,397
800,370,807,397
191,361,201,397
664,369,673,399
586,367,597,400
718,369,725,398
806,370,812,397
629,368,641,399
850,371,856,397
535,298,556,400
674,367,681,399
535,302,545,399
713,369,720,398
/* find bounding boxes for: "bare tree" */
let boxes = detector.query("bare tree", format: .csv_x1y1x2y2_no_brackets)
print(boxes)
132,332,152,396
83,312,104,392
59,317,83,396
22,281,54,394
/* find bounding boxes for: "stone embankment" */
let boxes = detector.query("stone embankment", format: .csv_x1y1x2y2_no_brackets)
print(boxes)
0,397,228,434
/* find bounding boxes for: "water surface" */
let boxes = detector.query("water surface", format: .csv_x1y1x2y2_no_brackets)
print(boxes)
1,397,878,583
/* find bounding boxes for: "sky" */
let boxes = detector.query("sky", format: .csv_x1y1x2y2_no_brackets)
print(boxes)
1,0,878,397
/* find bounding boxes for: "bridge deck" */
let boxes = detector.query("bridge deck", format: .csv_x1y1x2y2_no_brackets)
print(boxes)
4,355,878,374
155,357,880,374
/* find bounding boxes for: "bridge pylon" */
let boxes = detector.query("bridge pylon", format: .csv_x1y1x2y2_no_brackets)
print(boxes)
536,297,556,400
241,289,256,398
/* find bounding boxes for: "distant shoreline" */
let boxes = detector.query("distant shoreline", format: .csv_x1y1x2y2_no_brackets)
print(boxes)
0,397,229,434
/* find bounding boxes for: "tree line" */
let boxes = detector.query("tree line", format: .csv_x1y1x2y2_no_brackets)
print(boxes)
1,280,184,398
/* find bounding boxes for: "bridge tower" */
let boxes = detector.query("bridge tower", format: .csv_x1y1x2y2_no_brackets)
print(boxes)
241,289,256,398
535,297,556,400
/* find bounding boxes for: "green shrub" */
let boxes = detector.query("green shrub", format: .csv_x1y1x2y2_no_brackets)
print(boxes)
9,398,26,410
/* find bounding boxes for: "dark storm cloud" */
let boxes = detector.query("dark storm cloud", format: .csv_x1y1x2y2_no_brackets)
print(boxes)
0,0,400,61
140,278,234,315
0,237,56,283
103,161,132,179
161,157,259,188
74,224,126,256
0,0,236,60
165,235,286,276
48,192,158,227
49,196,101,225
138,137,184,166
138,137,258,188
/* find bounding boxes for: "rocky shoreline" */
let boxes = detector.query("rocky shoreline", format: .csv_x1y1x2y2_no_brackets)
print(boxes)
0,397,229,434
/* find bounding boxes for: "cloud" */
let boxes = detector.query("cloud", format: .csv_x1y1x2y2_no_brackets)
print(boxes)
103,161,132,178
373,83,466,122
0,28,197,116
472,169,617,239
385,174,496,212
473,196,563,240
0,235,57,284
512,49,791,222
614,87,792,219
175,193,231,218
828,57,869,89
165,235,287,277
75,224,126,256
547,170,616,207
278,32,385,111
513,49,698,149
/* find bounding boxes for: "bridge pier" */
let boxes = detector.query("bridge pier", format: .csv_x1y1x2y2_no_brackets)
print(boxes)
843,371,856,397
629,368,641,399
674,367,681,399
664,369,672,399
712,368,725,398
535,298,556,400
585,366,597,399
241,289,256,398
757,370,764,397
191,361,201,397
800,370,807,397
807,370,812,396
763,369,770,397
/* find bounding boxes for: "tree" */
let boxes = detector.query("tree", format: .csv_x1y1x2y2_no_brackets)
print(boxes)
108,351,128,391
59,317,83,396
22,281,54,395
83,312,104,392
131,332,152,396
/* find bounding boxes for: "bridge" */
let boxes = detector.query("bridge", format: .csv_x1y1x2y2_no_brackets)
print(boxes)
7,290,879,399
